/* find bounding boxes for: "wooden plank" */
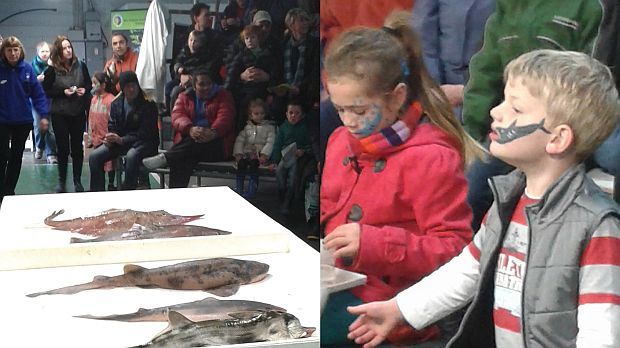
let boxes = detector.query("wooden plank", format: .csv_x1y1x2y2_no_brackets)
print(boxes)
0,233,288,271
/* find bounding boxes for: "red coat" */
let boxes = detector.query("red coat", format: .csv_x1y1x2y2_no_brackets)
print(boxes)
171,87,236,159
321,123,472,302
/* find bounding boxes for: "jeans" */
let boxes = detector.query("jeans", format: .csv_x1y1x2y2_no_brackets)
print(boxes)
89,142,157,191
32,109,57,157
276,159,297,192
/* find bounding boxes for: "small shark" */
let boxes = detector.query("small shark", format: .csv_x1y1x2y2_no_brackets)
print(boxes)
27,258,269,298
75,297,286,322
70,224,231,243
130,310,315,347
44,209,203,236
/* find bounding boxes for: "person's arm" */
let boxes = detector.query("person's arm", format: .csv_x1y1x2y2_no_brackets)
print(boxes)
352,145,472,280
170,92,194,136
462,11,504,141
42,67,64,98
411,0,443,83
576,215,620,347
260,125,276,158
29,66,49,118
347,233,485,347
269,127,284,164
108,98,120,134
209,90,235,139
233,127,247,156
134,101,159,144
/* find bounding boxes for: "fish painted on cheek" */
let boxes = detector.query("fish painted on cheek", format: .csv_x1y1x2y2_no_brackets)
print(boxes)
352,105,382,138
495,119,551,144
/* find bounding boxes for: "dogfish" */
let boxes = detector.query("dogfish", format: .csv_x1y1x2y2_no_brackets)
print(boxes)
26,258,269,298
70,224,231,243
44,209,203,236
75,297,286,322
130,310,315,347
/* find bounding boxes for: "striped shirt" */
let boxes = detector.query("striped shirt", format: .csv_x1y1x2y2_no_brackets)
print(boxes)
398,193,620,347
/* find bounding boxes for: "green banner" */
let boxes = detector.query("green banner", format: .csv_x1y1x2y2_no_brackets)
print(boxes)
111,10,147,30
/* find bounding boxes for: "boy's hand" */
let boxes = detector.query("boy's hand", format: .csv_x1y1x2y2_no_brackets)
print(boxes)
324,223,360,259
295,149,305,158
259,154,268,165
76,87,86,96
347,299,403,348
268,163,276,171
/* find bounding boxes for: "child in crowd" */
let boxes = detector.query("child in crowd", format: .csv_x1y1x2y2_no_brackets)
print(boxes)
320,11,483,346
269,100,314,215
347,49,620,347
31,41,57,163
233,98,275,199
87,72,116,191
225,24,276,133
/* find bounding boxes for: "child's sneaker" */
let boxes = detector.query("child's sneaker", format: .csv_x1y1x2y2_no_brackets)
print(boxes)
35,148,43,159
46,155,58,164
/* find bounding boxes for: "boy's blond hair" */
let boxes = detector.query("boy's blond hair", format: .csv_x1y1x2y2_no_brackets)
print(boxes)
505,49,620,160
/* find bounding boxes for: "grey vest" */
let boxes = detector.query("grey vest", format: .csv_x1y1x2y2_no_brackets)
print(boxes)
448,164,620,347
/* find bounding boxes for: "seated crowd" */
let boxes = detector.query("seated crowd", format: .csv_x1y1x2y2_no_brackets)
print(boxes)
0,3,320,237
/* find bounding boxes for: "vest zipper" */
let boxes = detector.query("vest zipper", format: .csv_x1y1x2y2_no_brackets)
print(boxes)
521,208,533,348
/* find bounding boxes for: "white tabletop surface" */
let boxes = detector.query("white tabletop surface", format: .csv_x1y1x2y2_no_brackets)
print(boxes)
0,187,319,347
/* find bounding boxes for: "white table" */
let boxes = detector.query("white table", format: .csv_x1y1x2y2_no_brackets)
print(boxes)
0,187,319,347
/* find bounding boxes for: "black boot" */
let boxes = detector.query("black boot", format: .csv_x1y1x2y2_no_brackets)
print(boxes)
235,174,245,194
56,162,67,193
72,160,84,192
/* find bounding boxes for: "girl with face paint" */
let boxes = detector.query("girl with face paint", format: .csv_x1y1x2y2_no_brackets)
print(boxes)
320,11,484,346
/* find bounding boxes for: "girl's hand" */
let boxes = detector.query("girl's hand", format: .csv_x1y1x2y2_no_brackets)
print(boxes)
324,223,361,259
259,154,268,165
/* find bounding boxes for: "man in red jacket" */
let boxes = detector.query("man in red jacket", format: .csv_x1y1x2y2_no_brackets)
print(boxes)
142,69,235,188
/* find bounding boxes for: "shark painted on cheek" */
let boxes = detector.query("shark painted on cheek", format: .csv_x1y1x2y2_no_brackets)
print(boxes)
352,105,382,138
495,119,551,144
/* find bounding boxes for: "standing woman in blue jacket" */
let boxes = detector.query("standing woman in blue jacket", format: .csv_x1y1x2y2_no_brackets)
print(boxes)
43,36,91,193
0,36,49,203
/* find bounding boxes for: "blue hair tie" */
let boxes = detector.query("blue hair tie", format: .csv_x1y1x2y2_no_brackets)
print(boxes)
400,59,410,79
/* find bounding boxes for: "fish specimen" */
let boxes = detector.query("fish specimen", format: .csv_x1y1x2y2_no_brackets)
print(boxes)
130,310,315,347
44,209,203,236
26,258,269,298
70,224,231,243
75,297,286,322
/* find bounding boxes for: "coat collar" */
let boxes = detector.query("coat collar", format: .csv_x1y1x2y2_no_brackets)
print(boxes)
490,164,587,224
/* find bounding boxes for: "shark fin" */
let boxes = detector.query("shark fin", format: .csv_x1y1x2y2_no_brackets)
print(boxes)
123,264,147,274
167,310,194,328
206,283,240,297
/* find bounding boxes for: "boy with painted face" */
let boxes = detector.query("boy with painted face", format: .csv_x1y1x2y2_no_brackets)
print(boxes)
320,11,483,346
347,49,620,348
